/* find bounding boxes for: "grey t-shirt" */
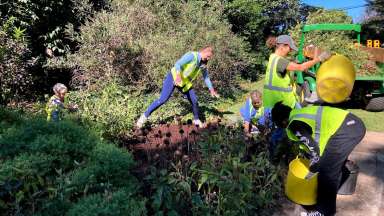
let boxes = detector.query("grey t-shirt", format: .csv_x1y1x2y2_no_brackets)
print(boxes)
276,57,290,78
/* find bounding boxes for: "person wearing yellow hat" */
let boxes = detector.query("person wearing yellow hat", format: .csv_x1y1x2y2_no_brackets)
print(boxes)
264,35,331,109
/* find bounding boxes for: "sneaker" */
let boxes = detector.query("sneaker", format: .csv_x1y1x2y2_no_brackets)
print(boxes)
193,119,203,128
300,211,324,216
136,114,148,128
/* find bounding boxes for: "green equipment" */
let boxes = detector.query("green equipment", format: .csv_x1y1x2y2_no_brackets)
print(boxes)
295,23,384,111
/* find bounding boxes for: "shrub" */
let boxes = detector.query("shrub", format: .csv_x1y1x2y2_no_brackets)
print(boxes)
52,0,252,94
0,118,96,168
68,81,188,138
0,20,33,104
67,143,139,197
67,188,147,216
0,153,57,215
0,108,143,215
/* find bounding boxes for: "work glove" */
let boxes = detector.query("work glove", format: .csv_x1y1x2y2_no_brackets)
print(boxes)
209,89,220,98
304,171,318,180
318,51,332,62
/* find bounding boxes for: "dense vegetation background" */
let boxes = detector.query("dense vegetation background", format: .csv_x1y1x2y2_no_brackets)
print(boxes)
1,0,383,215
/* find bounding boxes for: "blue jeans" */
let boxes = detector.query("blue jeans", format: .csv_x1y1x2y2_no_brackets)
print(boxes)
144,72,199,120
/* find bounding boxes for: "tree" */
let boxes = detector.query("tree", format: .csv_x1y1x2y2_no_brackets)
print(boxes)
223,0,317,79
361,0,384,45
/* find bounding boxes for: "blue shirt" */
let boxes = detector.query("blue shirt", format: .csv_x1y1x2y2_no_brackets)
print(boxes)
174,52,213,90
240,98,272,127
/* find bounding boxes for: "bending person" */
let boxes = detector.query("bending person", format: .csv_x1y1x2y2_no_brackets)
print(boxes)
271,102,366,216
136,46,220,128
264,35,331,109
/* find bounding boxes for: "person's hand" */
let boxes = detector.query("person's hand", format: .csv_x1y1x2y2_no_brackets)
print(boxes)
304,171,318,180
210,89,220,98
174,73,182,86
317,51,332,62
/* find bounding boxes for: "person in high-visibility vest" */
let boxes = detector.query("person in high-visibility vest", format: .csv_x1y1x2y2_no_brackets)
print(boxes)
239,90,285,161
264,35,331,109
46,83,78,121
136,46,220,128
271,102,366,216
239,90,272,136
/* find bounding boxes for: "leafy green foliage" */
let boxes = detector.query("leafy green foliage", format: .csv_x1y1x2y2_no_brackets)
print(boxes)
53,0,252,94
0,108,143,215
0,19,33,104
0,119,96,166
68,81,187,138
362,0,384,43
223,0,317,80
289,9,378,75
67,188,147,216
67,143,139,197
191,126,282,215
145,124,283,215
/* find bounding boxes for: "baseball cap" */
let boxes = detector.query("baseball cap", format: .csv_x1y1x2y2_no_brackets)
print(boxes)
277,35,298,51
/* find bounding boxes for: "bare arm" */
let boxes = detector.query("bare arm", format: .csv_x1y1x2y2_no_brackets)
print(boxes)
286,58,320,72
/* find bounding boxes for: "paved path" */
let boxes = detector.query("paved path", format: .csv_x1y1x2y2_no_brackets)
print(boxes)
273,132,384,216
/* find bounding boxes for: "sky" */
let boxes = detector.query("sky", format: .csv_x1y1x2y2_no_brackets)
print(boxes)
302,0,368,23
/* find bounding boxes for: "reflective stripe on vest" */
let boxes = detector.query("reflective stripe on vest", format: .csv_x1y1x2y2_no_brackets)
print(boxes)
286,106,348,156
264,54,293,92
292,106,324,144
263,54,297,108
171,52,202,92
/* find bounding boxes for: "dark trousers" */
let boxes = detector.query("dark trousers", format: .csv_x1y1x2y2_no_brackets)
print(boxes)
316,113,366,216
144,72,199,120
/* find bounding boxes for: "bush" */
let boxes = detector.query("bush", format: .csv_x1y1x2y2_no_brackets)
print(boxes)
0,153,57,215
0,20,33,104
0,118,96,168
67,188,147,216
52,0,252,94
67,143,139,197
68,81,189,138
0,108,143,215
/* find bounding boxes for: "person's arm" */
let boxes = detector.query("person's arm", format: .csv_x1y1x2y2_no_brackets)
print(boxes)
289,120,320,173
286,58,320,72
202,69,213,90
286,51,332,72
174,52,195,73
202,69,219,98
240,100,252,123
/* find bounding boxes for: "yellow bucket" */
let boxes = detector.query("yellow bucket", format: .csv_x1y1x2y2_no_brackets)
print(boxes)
316,55,356,104
285,157,318,205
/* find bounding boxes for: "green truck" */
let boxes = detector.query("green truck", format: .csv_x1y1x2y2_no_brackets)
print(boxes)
295,23,384,111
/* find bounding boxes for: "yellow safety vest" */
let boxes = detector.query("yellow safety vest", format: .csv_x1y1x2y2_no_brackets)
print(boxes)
171,52,202,92
263,54,297,109
286,106,348,156
45,95,64,121
248,98,265,125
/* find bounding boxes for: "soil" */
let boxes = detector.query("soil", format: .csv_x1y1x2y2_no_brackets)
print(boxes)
122,121,222,177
